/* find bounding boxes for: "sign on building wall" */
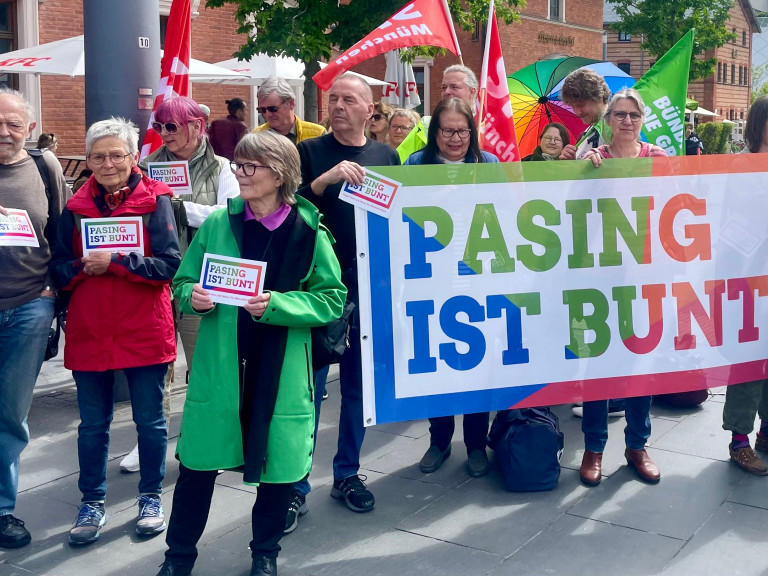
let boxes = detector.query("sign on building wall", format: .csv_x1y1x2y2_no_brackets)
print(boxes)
357,156,768,425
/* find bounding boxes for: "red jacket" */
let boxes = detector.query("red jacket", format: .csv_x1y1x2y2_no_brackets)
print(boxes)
51,171,181,371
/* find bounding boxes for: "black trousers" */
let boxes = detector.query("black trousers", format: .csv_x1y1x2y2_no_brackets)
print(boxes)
429,412,490,454
165,463,293,566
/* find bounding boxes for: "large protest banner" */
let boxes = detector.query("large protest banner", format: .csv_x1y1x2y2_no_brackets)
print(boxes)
356,155,768,426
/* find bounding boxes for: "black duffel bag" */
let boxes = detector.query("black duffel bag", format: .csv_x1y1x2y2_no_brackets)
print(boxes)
311,299,356,370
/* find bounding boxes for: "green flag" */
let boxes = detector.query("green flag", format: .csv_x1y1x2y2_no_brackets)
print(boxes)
635,29,694,156
396,118,429,163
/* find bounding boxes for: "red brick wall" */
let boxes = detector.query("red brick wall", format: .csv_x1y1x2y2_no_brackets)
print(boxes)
36,2,249,156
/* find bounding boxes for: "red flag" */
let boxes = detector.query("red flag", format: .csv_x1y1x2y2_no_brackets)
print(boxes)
313,0,461,90
477,1,519,162
140,0,192,159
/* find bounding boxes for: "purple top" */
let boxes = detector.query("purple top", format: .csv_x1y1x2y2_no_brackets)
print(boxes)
243,201,291,231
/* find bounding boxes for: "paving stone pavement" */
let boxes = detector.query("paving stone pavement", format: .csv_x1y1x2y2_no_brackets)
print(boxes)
1,350,767,576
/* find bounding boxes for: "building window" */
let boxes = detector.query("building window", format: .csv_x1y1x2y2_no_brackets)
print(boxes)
549,0,561,21
717,62,722,83
0,0,17,91
733,28,737,43
731,64,735,85
722,63,727,84
739,66,743,85
471,20,480,42
730,109,735,120
617,62,631,75
160,15,168,49
743,30,747,46
618,32,631,42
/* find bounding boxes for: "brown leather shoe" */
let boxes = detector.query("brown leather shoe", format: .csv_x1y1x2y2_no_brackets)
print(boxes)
755,434,768,454
625,448,661,484
580,450,603,486
730,444,768,475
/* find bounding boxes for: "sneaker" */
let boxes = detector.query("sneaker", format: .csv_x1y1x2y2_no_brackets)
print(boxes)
467,449,490,477
120,443,140,473
756,433,768,453
284,492,308,534
572,404,625,418
68,502,107,545
136,494,166,536
330,475,375,512
730,444,768,475
322,389,329,401
0,514,31,549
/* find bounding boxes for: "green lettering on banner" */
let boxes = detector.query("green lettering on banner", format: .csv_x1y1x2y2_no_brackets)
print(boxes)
563,288,611,359
597,196,654,266
462,204,514,275
516,199,561,272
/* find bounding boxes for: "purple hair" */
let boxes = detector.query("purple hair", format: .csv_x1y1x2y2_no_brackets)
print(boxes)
154,96,207,137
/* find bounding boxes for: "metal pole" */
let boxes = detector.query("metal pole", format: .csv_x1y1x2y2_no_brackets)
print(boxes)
83,0,160,142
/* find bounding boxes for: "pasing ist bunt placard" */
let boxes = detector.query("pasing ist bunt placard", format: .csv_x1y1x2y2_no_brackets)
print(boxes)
356,155,768,426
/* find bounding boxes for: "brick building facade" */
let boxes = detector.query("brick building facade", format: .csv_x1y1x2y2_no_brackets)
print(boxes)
604,0,760,124
2,0,248,155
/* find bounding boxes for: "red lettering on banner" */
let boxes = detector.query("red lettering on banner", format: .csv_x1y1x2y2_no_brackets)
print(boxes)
0,57,52,67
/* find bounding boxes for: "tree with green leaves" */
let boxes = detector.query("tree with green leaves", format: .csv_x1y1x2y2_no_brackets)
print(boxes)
205,0,525,121
608,0,736,82
752,63,768,103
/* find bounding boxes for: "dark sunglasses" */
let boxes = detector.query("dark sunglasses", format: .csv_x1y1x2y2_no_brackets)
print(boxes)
371,114,385,122
151,121,179,134
256,101,286,115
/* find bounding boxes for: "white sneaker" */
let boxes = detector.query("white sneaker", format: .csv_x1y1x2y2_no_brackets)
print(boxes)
120,444,140,473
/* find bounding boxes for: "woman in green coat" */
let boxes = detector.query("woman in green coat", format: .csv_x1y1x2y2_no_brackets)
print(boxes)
156,131,346,576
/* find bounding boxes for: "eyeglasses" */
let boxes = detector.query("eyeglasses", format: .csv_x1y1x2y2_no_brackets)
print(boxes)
439,128,471,140
152,121,180,134
371,114,387,122
88,152,132,165
612,111,643,123
230,161,271,176
390,124,414,132
541,136,562,144
0,121,25,133
256,101,286,115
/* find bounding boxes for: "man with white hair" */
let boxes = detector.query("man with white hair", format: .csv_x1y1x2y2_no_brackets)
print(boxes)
0,88,68,549
253,76,325,144
396,64,479,162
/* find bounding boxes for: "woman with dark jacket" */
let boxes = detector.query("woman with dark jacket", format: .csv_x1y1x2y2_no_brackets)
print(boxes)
404,97,498,478
208,97,249,161
155,131,346,576
51,117,180,546
521,123,570,161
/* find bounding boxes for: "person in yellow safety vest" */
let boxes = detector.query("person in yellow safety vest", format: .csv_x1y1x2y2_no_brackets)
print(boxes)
253,77,325,145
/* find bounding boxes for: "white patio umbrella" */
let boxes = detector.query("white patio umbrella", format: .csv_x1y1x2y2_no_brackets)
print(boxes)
0,36,247,82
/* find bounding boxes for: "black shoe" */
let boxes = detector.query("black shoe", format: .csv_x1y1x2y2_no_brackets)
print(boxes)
155,561,194,576
0,515,31,549
467,449,490,477
250,555,277,576
330,475,375,512
283,492,308,534
419,445,451,473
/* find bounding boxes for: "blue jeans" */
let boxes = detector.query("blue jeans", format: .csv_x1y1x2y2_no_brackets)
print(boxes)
0,296,54,515
582,396,652,453
293,364,329,497
73,363,168,502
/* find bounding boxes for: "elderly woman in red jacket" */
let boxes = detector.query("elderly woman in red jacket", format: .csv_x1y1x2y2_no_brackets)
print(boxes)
51,117,180,547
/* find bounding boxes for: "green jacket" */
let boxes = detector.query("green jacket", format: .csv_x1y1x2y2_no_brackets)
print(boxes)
172,195,346,484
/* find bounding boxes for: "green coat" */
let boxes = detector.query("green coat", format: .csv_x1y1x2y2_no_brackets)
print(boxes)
172,195,346,484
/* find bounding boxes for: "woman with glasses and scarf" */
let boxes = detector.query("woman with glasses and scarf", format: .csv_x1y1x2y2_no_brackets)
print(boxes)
155,131,346,576
403,97,499,478
50,117,181,546
521,123,570,161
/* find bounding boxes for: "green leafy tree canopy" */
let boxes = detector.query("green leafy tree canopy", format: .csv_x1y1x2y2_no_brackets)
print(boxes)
608,0,736,82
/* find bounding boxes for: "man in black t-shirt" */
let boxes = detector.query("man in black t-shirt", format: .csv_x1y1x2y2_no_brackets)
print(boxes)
285,75,398,528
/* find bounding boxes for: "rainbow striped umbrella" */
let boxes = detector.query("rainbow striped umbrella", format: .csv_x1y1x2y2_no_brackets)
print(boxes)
508,58,636,158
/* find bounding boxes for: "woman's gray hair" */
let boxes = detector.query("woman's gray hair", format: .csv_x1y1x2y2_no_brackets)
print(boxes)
234,131,300,205
85,117,139,156
604,88,646,145
257,77,296,104
391,108,420,125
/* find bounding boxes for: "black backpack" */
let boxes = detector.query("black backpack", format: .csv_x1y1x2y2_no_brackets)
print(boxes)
487,408,564,492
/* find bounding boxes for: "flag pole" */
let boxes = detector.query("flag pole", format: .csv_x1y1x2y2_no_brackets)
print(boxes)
441,0,463,66
477,0,494,145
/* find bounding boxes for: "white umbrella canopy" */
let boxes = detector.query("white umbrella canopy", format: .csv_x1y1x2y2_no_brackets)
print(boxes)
0,35,247,81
